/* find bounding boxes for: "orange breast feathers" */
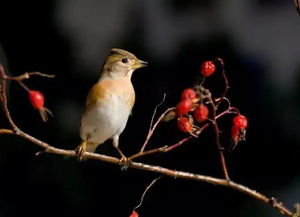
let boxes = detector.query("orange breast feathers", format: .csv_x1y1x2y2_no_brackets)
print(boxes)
86,78,135,108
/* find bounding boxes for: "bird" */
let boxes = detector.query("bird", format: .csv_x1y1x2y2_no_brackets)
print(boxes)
77,48,148,161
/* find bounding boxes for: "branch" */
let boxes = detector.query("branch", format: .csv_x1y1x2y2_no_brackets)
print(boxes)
0,127,294,217
209,96,230,180
5,71,55,81
0,65,19,130
140,105,175,153
215,58,229,108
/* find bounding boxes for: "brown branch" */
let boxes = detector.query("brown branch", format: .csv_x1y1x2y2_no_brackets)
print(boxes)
215,58,229,108
0,127,293,217
5,71,55,81
0,65,19,130
212,107,230,180
129,136,193,161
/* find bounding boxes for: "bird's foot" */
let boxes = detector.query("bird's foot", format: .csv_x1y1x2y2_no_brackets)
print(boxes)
76,141,87,161
119,156,131,171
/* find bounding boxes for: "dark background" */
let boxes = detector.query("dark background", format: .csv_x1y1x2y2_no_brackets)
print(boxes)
0,1,300,217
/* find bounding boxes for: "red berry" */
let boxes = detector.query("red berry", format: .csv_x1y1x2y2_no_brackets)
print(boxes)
29,90,45,110
233,114,248,129
193,104,209,122
201,61,216,77
129,211,139,217
177,117,192,132
176,99,193,116
28,90,53,122
181,88,197,100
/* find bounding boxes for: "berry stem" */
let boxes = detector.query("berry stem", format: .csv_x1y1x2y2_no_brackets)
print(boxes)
17,81,31,92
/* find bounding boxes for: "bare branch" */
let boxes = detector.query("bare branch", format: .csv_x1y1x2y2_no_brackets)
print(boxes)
208,96,230,180
215,58,229,108
0,127,294,217
5,71,55,81
0,64,19,130
140,106,175,153
149,94,166,129
134,176,162,210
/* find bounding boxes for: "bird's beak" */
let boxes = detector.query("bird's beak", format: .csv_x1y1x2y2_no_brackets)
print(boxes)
133,59,148,69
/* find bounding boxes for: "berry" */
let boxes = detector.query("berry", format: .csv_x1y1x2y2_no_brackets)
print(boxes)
129,210,139,217
193,104,209,122
176,99,193,116
28,90,53,122
233,114,248,129
181,88,197,100
177,117,192,133
201,61,216,77
29,90,44,110
230,115,248,150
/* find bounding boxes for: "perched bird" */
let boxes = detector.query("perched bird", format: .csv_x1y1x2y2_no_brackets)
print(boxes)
78,48,148,161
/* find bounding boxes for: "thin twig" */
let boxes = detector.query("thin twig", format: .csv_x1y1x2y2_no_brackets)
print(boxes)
215,58,229,108
17,81,31,92
140,106,175,153
134,176,162,210
149,94,166,129
5,72,55,81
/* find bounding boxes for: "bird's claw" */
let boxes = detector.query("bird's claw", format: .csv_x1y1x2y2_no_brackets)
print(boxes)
76,142,86,161
119,156,131,171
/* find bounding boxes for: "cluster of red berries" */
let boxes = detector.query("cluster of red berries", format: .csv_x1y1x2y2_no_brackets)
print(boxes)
176,88,209,133
175,60,248,147
176,60,216,133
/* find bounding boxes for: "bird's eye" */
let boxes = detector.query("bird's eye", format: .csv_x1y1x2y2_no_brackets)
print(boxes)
121,58,128,63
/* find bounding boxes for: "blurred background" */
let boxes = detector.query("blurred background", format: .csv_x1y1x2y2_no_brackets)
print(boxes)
0,0,300,217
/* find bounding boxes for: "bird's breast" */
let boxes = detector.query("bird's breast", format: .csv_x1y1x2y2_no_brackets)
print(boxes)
86,78,135,109
80,78,135,143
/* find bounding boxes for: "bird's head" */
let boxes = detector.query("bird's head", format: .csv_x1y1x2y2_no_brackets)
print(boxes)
101,48,148,79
